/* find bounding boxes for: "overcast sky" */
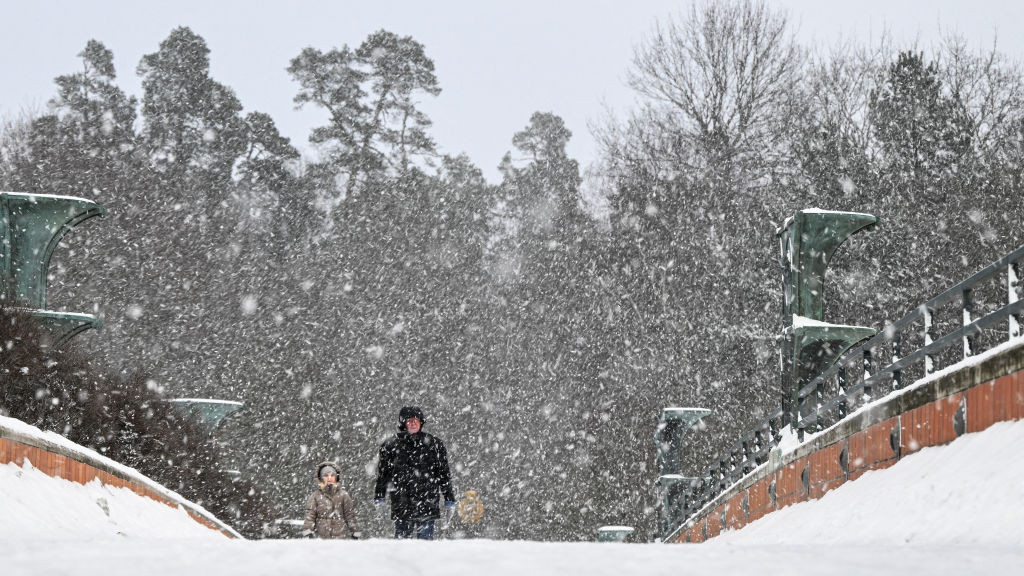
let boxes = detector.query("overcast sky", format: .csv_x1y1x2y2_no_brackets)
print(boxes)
2,0,1023,184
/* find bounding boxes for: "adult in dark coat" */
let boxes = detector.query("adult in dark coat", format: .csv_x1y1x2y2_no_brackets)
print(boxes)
374,406,456,539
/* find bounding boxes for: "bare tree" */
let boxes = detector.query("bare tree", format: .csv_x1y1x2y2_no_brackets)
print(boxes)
806,38,892,157
939,34,1024,160
0,112,34,188
626,0,804,177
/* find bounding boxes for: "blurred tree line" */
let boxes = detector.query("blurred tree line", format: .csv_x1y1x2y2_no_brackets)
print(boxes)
0,309,274,537
1,1,1023,540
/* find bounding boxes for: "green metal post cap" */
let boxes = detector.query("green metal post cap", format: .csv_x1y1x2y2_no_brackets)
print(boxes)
659,407,713,426
168,398,245,430
21,309,102,346
596,526,634,542
654,408,712,452
658,474,703,486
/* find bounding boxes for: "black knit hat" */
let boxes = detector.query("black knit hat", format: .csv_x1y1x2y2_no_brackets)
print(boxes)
398,406,426,430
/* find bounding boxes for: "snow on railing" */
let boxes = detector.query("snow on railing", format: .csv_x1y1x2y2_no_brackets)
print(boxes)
794,243,1024,436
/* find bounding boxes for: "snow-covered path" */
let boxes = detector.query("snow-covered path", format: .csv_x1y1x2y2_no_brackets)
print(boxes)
4,420,1024,575
6,538,1023,576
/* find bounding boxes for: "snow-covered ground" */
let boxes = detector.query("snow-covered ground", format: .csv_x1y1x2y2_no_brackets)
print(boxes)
716,419,1024,547
3,420,1024,575
0,460,222,541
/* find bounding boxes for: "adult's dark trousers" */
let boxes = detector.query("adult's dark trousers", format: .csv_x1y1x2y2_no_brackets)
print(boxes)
394,519,435,540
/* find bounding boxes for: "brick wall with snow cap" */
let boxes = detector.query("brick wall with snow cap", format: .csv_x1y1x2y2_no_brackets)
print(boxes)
672,337,1024,543
0,414,241,539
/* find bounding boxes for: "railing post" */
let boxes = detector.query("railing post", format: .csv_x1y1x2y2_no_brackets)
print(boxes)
796,390,806,442
771,415,782,446
753,429,766,465
749,436,757,473
837,365,848,418
963,288,975,358
924,306,935,375
744,440,755,474
862,349,873,402
892,333,902,390
814,375,825,431
1010,261,1021,340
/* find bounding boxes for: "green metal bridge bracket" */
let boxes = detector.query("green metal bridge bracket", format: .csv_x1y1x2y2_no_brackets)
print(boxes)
1,192,106,307
777,209,878,427
780,321,876,425
0,192,106,344
778,209,877,321
655,407,713,476
654,407,711,539
28,309,103,347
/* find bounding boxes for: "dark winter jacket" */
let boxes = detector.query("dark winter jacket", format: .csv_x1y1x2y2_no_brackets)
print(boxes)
374,429,455,521
303,461,360,539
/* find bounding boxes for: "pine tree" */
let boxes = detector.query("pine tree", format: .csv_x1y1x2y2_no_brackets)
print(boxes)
288,29,440,200
869,51,973,202
137,26,247,212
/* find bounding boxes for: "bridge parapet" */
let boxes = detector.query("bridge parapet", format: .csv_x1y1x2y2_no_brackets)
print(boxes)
667,215,1024,541
0,415,241,539
670,337,1024,542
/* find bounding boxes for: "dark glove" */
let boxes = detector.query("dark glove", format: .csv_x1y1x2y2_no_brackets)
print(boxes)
442,501,457,529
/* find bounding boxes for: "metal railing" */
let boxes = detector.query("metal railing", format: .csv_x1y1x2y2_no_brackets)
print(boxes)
674,242,1024,527
795,244,1023,435
680,407,784,520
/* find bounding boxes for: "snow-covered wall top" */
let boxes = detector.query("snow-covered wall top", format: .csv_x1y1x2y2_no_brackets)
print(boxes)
667,336,1024,543
0,414,242,539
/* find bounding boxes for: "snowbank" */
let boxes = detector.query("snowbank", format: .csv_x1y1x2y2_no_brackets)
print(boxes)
715,418,1024,546
0,414,239,538
1,417,1023,574
0,459,226,540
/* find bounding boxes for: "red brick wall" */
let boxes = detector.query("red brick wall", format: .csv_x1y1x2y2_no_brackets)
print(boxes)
808,441,846,499
746,476,774,523
774,456,809,510
901,393,962,455
671,361,1024,544
704,504,726,539
848,417,899,482
967,372,1024,433
680,519,706,543
724,492,748,530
